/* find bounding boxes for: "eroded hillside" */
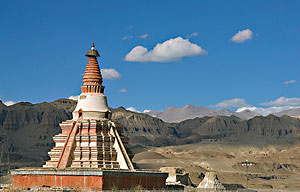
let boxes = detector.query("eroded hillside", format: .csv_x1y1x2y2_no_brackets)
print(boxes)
1,99,300,189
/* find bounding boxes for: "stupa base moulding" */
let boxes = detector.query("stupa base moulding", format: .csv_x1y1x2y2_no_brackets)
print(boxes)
11,168,168,190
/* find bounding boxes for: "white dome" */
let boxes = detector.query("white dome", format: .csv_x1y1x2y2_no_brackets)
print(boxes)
72,93,110,120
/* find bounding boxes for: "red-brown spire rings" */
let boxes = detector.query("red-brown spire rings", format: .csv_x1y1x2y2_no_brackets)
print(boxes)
81,43,104,93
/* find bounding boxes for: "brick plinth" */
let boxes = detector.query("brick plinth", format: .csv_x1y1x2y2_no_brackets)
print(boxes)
13,174,102,189
11,168,167,190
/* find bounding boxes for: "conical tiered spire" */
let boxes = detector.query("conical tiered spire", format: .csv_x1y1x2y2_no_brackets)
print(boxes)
81,43,104,93
82,57,103,86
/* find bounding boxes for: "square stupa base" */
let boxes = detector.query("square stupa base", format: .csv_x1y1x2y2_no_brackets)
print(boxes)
11,168,168,190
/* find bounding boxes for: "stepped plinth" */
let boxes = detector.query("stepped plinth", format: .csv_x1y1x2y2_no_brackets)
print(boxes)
11,43,167,190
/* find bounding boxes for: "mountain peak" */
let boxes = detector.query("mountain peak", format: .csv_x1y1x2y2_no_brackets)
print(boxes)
166,105,178,110
184,104,195,108
153,104,260,123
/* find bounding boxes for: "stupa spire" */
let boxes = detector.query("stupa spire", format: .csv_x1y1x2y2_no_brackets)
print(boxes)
81,43,104,93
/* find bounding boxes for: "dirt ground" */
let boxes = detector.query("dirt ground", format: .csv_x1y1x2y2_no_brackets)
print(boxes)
133,142,300,190
2,142,300,190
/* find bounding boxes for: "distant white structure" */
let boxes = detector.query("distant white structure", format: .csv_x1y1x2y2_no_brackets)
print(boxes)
160,167,192,186
197,172,225,190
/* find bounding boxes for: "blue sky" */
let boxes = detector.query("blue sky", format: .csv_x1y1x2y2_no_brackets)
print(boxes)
0,1,300,114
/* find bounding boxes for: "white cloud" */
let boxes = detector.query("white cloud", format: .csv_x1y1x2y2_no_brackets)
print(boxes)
283,80,296,85
186,32,198,38
125,37,207,62
140,33,149,39
120,88,127,93
143,110,151,113
3,100,16,106
261,97,300,107
235,96,300,115
101,69,121,80
122,35,133,40
237,106,299,116
69,95,79,101
236,106,258,113
211,96,300,116
126,107,140,113
231,29,253,43
211,98,250,108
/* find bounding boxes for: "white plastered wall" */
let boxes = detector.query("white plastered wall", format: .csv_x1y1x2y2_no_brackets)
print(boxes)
73,93,109,120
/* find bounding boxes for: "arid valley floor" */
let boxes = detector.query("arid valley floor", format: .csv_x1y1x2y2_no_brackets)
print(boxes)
134,143,300,190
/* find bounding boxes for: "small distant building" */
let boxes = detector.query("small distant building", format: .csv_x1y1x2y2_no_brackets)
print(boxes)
197,172,226,190
11,43,167,190
160,167,192,186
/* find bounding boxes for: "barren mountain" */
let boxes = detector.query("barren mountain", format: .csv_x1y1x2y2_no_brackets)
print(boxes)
144,104,260,122
1,99,300,189
274,108,300,117
237,109,261,119
111,107,178,148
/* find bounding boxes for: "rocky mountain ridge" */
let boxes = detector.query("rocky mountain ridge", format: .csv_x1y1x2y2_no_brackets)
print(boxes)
144,104,300,123
144,104,260,122
273,108,300,117
1,99,300,176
